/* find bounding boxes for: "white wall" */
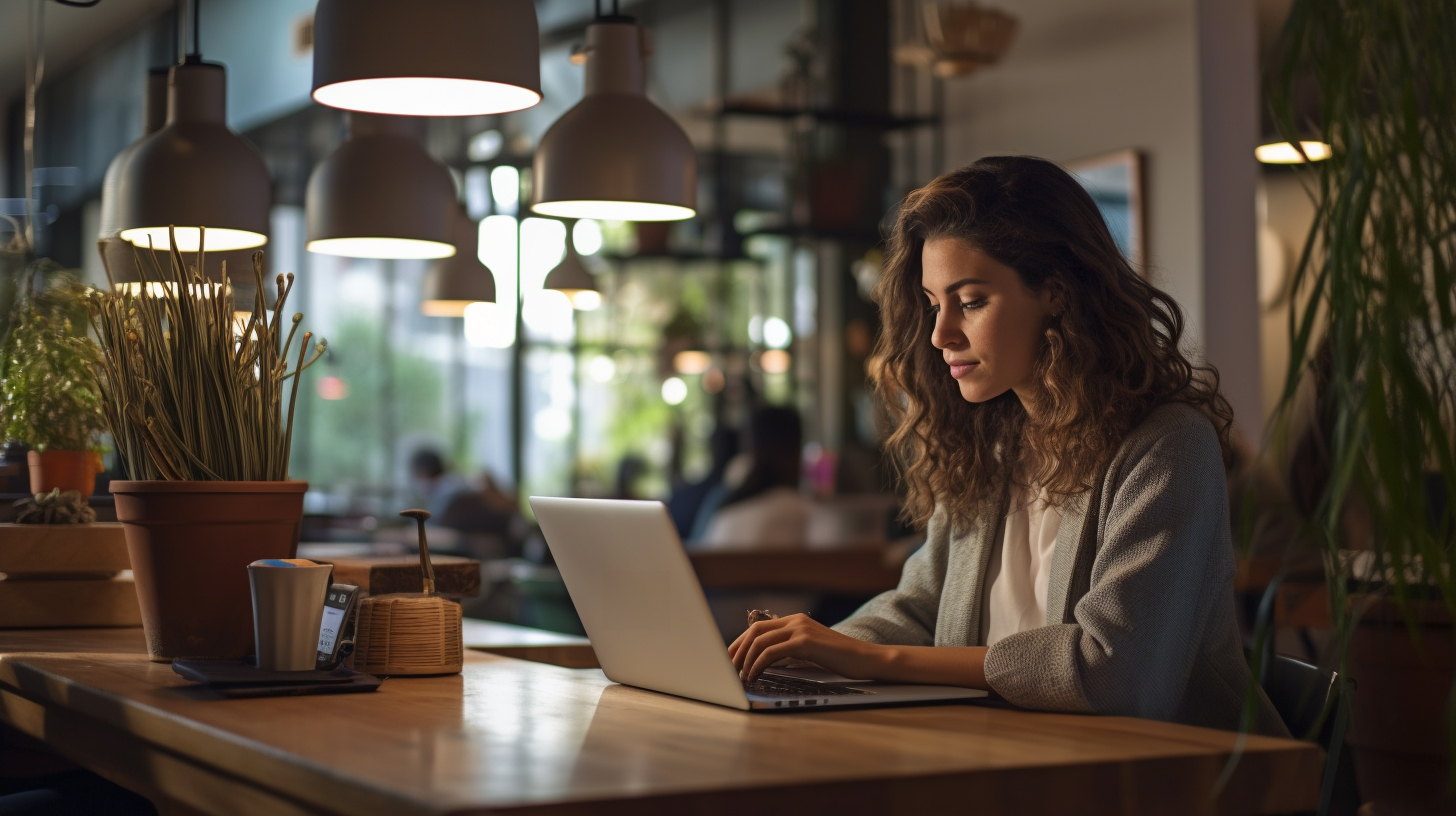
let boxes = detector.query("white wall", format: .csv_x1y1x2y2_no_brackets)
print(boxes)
932,0,1264,438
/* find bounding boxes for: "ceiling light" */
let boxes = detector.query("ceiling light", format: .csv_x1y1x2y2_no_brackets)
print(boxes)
311,0,542,117
587,354,617,382
532,16,696,222
99,67,167,242
661,377,688,405
573,219,604,255
701,368,725,393
116,60,271,252
673,350,712,375
467,130,504,163
1255,141,1333,164
759,349,792,374
763,316,792,349
306,113,457,259
543,237,601,311
422,210,497,317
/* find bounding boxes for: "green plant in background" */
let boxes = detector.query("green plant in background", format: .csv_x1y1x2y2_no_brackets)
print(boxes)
0,248,27,344
0,272,105,452
294,316,445,491
1265,0,1455,765
90,236,327,480
1269,0,1456,615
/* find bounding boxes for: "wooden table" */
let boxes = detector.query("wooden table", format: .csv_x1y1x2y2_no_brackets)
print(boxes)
0,629,1318,815
460,618,597,668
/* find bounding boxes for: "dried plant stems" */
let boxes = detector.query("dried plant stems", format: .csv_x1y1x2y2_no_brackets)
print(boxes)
91,228,326,481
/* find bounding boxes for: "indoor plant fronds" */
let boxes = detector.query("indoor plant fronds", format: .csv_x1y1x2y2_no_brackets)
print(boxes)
91,229,326,482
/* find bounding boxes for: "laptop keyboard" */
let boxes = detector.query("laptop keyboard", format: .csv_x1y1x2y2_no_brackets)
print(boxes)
744,675,873,698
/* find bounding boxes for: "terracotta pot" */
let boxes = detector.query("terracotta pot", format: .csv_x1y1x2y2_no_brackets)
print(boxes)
27,450,98,499
111,480,307,662
1347,597,1454,814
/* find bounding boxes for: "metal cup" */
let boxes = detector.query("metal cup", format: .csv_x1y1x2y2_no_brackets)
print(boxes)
248,559,332,671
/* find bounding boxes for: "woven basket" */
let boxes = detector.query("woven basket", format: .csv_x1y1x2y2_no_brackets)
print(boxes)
353,594,463,676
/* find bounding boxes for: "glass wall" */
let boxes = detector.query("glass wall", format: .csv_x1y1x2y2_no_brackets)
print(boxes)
275,167,806,519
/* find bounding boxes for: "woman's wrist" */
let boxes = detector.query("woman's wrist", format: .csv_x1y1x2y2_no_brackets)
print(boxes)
863,642,905,680
858,643,990,689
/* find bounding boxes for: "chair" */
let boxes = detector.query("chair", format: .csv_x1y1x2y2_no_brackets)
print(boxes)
1252,576,1361,816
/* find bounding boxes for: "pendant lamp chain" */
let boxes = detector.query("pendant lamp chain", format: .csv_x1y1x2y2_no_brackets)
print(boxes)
19,0,44,252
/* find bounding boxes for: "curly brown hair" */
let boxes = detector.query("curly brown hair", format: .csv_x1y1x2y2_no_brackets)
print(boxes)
873,156,1233,529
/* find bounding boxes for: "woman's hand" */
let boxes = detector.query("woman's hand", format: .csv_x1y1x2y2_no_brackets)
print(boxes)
728,613,887,682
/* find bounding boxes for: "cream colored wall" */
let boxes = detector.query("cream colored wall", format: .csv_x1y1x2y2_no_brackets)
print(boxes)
1257,171,1319,421
939,0,1202,335
929,0,1266,437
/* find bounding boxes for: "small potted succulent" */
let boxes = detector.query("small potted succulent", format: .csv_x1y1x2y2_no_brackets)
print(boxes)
0,274,106,498
92,234,325,661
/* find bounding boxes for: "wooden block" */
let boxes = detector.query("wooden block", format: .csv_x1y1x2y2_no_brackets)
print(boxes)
0,577,142,628
0,523,130,578
316,555,480,597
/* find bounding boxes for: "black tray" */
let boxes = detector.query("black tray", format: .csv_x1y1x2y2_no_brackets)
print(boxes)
172,659,381,698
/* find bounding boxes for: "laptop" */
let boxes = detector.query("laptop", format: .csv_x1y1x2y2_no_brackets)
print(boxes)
529,496,987,711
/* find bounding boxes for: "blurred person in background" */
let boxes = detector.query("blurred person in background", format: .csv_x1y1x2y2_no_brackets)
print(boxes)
613,455,650,500
668,425,740,539
697,406,810,550
410,448,469,521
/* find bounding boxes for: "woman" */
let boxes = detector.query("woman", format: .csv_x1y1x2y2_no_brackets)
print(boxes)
730,156,1285,735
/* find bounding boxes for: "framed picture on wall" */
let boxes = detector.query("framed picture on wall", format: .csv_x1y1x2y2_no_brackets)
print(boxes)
1064,149,1145,270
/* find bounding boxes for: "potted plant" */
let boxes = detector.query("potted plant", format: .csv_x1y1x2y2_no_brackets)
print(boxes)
1267,1,1456,809
92,234,325,661
0,273,106,498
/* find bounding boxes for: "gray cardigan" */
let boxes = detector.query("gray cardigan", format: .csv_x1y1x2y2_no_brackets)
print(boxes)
835,403,1288,736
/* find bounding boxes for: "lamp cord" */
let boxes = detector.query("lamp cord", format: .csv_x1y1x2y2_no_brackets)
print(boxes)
177,0,200,60
21,0,44,253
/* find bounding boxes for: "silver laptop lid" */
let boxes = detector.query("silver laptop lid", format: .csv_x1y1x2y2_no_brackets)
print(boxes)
529,497,751,710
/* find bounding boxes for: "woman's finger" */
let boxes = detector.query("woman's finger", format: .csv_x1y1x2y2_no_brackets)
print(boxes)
746,639,803,683
734,622,789,671
738,626,795,678
729,617,788,665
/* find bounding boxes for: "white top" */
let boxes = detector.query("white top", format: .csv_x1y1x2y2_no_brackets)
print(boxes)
699,487,811,550
980,483,1064,647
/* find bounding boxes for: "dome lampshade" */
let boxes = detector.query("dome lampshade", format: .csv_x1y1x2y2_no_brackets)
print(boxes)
543,241,601,311
99,68,168,241
421,210,496,316
306,113,457,259
116,60,272,253
532,20,696,222
312,0,542,117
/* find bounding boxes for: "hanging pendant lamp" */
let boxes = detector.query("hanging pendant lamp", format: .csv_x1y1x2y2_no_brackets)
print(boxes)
312,0,542,117
532,10,696,222
1255,139,1333,164
543,238,601,311
116,57,272,252
422,210,496,316
306,113,457,259
99,67,168,242
99,70,266,295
